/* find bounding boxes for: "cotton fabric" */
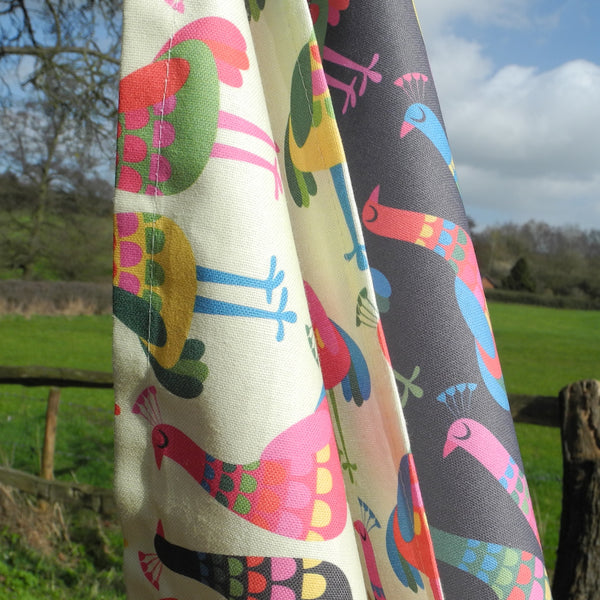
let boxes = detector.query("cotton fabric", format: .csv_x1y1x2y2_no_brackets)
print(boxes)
113,2,551,599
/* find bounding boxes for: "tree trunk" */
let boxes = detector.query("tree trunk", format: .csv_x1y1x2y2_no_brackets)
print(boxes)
553,380,600,600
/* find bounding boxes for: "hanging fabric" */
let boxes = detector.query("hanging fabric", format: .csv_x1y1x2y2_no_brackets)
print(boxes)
113,1,551,599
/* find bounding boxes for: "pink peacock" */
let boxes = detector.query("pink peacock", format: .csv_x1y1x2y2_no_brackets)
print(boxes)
438,384,540,543
353,498,386,600
432,384,551,598
133,386,347,542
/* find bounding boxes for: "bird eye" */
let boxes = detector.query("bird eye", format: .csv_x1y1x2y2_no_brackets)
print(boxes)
412,106,426,123
365,205,378,223
153,428,169,449
455,422,471,441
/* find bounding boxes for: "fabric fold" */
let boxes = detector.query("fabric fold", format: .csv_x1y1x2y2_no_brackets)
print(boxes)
113,2,551,599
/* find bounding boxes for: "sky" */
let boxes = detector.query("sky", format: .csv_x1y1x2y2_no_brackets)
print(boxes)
414,0,600,230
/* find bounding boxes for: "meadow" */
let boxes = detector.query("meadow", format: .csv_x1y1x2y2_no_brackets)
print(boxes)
0,314,121,599
488,302,600,573
0,301,598,595
0,314,113,488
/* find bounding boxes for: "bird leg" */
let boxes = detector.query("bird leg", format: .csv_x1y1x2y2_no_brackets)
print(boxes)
330,163,368,271
212,111,283,199
325,73,358,114
323,47,382,112
196,255,284,304
162,0,184,13
138,550,163,590
217,111,279,151
194,286,297,342
211,144,283,199
327,388,357,483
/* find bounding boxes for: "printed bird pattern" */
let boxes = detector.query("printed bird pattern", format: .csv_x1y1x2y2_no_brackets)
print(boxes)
116,17,282,198
283,0,368,270
163,0,184,13
386,454,443,600
444,418,540,542
139,520,354,599
304,281,371,483
114,211,298,397
114,2,550,600
355,268,393,366
430,527,551,600
353,499,386,600
113,212,207,398
361,185,509,411
395,73,457,183
318,1,549,599
133,386,347,542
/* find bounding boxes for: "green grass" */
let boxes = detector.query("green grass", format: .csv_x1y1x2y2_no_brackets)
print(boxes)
1,305,598,584
0,315,113,488
0,506,125,599
0,315,120,599
488,301,600,575
488,302,599,396
0,314,112,370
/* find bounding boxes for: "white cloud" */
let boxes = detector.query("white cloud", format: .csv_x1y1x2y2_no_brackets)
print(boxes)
415,0,600,229
415,0,536,35
458,165,600,228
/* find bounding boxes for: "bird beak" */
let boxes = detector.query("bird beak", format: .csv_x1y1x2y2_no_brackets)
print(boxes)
152,426,166,469
154,446,164,469
400,121,415,138
443,438,457,458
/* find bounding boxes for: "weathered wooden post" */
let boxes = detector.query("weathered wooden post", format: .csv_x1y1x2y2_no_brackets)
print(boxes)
41,387,61,481
553,379,600,600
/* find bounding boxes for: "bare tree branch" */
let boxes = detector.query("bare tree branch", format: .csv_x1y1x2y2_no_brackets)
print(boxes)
0,44,120,64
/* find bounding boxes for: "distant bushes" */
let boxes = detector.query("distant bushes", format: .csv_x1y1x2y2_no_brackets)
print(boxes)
473,220,600,307
485,288,600,311
0,280,112,316
1,279,597,317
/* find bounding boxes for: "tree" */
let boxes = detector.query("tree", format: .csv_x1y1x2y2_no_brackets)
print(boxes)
0,0,122,140
0,1,121,280
502,257,536,293
0,93,113,278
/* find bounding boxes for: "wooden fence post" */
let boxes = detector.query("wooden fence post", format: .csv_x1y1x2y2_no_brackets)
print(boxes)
553,379,600,600
41,387,61,481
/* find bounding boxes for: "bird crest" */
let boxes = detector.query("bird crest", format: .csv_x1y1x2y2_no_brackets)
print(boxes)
393,72,429,104
436,382,477,419
357,497,382,536
132,386,163,428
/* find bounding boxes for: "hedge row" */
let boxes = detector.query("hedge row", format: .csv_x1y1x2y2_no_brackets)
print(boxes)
0,280,112,316
485,288,600,311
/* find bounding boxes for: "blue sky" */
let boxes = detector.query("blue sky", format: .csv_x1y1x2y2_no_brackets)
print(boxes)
457,0,599,70
415,0,600,230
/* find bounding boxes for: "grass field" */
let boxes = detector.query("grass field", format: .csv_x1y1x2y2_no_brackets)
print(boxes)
488,302,600,396
0,302,598,592
0,314,121,598
0,315,113,488
488,301,600,573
